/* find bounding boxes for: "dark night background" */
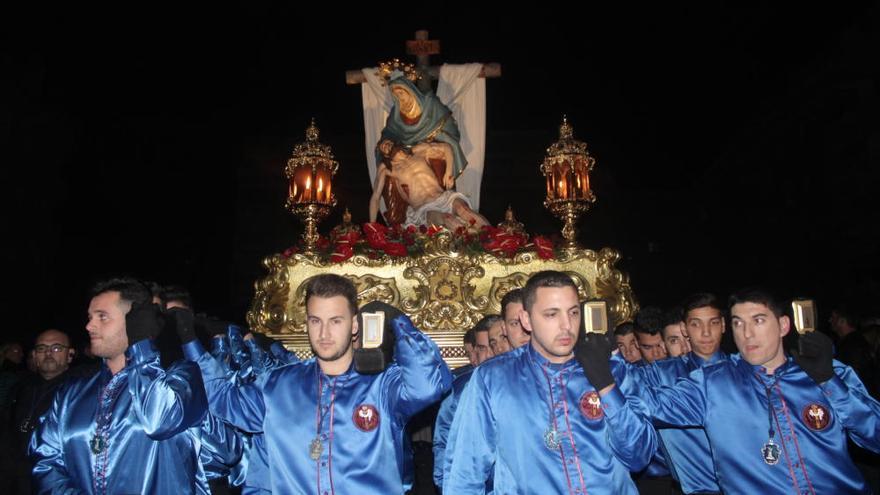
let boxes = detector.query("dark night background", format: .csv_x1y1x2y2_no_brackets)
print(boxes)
3,3,879,348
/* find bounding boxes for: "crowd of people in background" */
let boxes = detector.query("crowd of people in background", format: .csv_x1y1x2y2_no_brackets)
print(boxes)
1,272,879,494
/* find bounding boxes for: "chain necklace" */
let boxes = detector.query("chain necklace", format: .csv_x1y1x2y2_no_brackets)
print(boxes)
755,372,781,465
309,369,340,461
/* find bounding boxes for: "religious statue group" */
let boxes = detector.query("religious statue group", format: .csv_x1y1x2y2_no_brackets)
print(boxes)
369,72,488,230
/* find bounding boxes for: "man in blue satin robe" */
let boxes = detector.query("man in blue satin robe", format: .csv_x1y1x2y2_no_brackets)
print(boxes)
634,293,729,494
631,287,880,493
30,277,209,493
182,273,452,494
443,270,657,494
433,315,497,491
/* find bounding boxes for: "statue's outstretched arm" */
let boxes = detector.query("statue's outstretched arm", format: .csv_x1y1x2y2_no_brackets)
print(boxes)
441,144,455,189
369,164,389,222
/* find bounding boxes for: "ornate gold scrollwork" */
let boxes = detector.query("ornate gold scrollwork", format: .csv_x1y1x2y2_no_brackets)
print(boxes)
248,245,638,369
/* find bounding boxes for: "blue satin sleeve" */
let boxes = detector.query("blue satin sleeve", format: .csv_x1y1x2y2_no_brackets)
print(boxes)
228,326,252,373
210,335,230,367
28,381,79,493
127,341,208,440
184,340,266,433
433,370,472,488
432,393,454,488
245,340,275,375
443,368,495,493
387,315,453,418
270,342,300,365
601,384,658,471
200,411,244,480
823,361,880,452
638,367,708,428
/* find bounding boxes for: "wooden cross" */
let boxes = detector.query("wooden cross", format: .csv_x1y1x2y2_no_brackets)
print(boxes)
345,30,501,89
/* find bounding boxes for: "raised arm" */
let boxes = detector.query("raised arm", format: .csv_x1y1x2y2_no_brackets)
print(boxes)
127,340,207,439
823,364,880,453
183,339,267,434
386,312,453,418
793,332,880,452
173,309,267,433
575,334,658,471
124,304,207,440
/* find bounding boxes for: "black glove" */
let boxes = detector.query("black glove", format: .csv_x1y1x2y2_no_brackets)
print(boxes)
194,314,230,338
354,301,402,374
248,332,274,352
791,331,835,384
575,332,615,391
125,301,165,345
168,307,197,344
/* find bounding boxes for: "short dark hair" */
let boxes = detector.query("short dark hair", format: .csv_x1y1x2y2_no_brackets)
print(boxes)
91,277,151,306
161,285,193,309
473,315,503,334
304,274,358,315
728,287,785,319
661,306,684,328
682,293,725,318
832,304,860,328
463,328,476,346
614,321,636,336
634,306,663,336
500,288,524,316
144,280,164,299
522,271,578,312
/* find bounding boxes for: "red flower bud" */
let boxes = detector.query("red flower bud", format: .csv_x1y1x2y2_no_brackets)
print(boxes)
383,242,408,257
330,244,354,263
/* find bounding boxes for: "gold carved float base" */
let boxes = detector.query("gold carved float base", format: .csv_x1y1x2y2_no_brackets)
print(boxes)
247,233,638,369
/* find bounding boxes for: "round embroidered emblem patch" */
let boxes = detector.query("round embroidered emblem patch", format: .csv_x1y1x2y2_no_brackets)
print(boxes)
579,391,604,420
353,404,380,432
802,403,831,431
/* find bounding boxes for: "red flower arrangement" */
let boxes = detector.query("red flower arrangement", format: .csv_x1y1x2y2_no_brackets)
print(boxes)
283,222,558,263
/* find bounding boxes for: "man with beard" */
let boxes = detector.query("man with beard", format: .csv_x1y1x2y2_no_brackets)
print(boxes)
7,329,78,494
183,274,451,494
443,271,656,494
30,277,209,493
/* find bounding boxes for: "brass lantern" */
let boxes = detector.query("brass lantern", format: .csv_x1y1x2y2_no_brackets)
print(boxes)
540,116,597,251
284,119,339,253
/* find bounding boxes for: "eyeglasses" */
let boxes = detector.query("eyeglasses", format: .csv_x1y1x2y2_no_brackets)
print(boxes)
34,344,69,354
